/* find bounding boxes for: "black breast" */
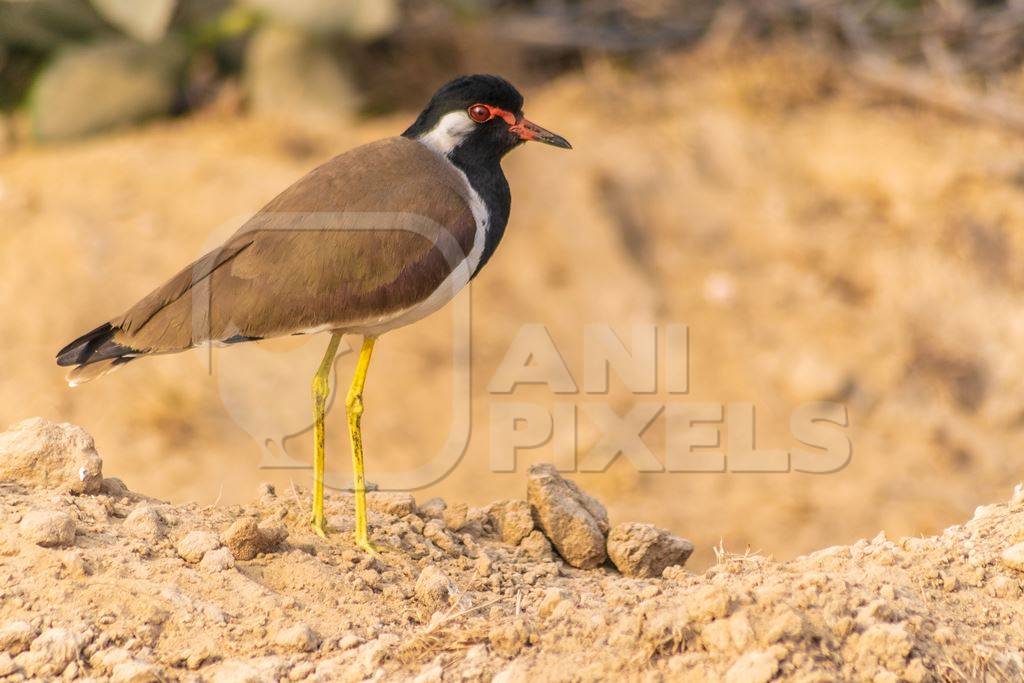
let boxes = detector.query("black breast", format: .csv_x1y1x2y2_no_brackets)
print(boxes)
449,147,512,279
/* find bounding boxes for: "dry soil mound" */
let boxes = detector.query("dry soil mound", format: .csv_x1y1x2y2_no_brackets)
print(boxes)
2,418,1024,682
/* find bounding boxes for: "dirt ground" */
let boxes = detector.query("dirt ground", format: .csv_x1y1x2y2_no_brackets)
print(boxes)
3,417,1024,682
4,44,1024,578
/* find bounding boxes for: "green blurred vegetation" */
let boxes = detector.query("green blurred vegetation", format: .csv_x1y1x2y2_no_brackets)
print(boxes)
1,0,1023,142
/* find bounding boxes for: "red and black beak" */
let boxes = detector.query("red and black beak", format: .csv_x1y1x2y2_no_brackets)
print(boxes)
509,117,572,149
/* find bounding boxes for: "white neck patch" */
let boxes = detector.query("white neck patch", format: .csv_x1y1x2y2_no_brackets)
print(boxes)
417,111,476,157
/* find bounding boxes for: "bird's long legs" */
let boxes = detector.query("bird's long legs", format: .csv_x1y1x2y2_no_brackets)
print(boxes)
310,333,342,538
346,336,377,553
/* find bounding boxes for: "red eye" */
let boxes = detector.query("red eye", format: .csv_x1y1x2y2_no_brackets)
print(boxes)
468,104,490,122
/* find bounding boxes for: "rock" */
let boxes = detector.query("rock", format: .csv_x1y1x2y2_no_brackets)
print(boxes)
60,548,88,577
207,657,288,683
1001,542,1024,571
19,510,75,547
474,551,492,577
176,530,221,563
184,641,218,670
415,565,453,610
111,659,162,683
463,507,490,537
418,497,446,519
487,499,535,545
289,660,315,681
90,0,176,43
90,646,131,673
607,523,694,578
488,617,532,657
337,633,362,650
222,518,288,561
244,25,361,125
518,530,554,562
527,464,609,568
0,621,35,655
0,652,14,677
123,506,166,540
443,502,468,531
29,39,186,141
855,623,913,673
423,520,458,554
274,623,319,652
222,518,262,560
241,0,399,39
200,547,236,572
366,491,416,518
989,574,1020,598
17,628,80,678
102,477,130,496
725,651,779,683
357,633,399,672
260,524,289,549
0,418,102,493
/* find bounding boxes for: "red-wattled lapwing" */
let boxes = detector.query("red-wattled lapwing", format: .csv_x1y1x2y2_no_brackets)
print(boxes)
56,75,571,553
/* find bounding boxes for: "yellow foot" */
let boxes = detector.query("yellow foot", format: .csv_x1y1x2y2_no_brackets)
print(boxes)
354,535,390,557
311,516,329,539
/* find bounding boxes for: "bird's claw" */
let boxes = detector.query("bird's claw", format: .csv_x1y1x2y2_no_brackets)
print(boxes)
354,535,390,557
311,516,329,539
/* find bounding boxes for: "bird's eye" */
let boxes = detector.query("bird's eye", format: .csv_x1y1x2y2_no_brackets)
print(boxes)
468,104,491,122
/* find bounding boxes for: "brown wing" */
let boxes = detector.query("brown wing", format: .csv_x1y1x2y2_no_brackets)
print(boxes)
110,137,477,354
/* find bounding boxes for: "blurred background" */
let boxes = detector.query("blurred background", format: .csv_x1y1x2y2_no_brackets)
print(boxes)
4,0,1024,568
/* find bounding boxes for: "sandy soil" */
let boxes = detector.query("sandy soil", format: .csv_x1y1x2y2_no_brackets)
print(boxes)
2,417,1024,682
4,45,1024,577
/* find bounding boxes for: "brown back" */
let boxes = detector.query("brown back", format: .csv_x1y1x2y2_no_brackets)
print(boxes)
111,137,478,353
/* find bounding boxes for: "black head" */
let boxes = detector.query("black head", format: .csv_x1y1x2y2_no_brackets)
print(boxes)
403,74,571,163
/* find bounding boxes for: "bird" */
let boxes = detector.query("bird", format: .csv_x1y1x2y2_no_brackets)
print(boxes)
55,74,571,554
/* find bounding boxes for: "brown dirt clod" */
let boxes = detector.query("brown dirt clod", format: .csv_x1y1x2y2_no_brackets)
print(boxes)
0,418,102,494
222,517,288,561
607,522,695,578
526,464,609,569
18,510,75,548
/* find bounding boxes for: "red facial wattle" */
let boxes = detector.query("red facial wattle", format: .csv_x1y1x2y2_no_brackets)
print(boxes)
466,103,572,149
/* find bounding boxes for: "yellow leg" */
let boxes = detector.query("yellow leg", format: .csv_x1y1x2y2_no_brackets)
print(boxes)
311,333,342,538
346,336,377,553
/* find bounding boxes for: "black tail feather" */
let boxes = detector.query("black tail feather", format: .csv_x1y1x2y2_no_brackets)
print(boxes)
56,323,136,367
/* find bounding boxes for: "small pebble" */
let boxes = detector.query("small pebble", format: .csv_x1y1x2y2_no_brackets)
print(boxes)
176,530,220,563
19,510,75,548
1002,543,1024,571
123,506,165,540
222,518,288,561
415,565,453,609
111,659,161,683
200,547,236,573
337,634,362,651
0,620,35,655
274,623,319,653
